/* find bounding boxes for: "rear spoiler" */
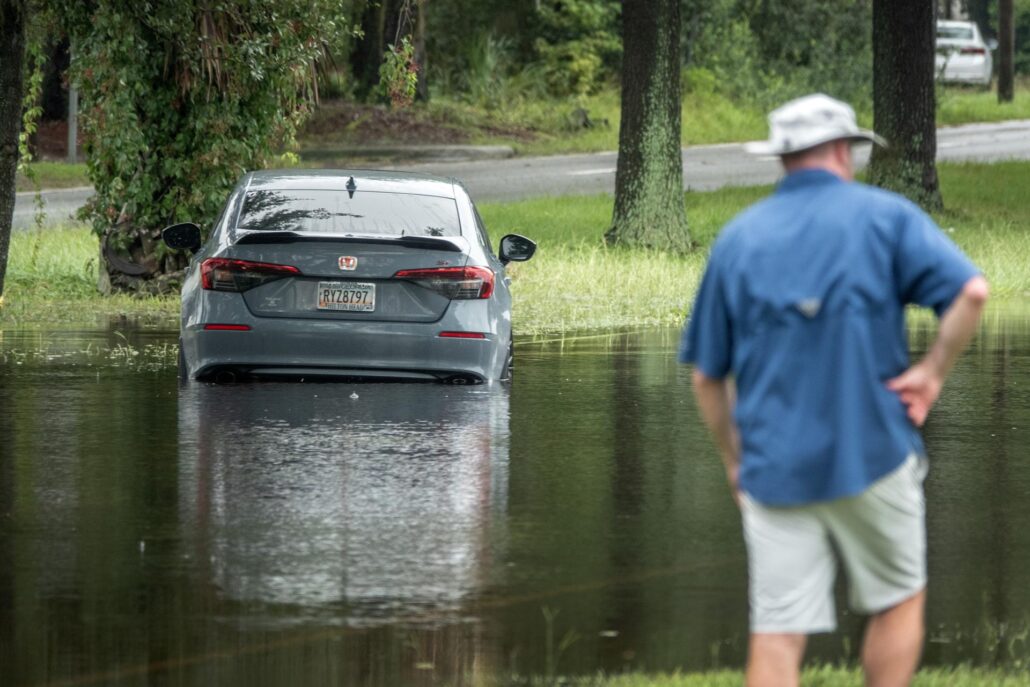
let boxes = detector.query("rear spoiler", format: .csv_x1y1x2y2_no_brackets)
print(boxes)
234,230,466,253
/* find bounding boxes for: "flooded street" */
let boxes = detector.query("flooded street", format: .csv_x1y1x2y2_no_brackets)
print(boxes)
2,315,1029,685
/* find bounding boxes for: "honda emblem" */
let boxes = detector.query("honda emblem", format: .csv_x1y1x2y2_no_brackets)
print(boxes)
338,256,357,271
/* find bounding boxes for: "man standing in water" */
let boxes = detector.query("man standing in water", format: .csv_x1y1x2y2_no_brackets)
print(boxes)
681,94,988,686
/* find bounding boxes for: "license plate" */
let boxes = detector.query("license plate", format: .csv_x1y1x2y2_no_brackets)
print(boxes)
317,281,375,312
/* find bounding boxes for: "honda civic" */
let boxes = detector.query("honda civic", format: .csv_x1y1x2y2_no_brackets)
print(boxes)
163,170,536,383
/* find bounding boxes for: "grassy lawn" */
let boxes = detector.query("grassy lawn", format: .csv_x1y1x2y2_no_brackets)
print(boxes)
481,161,1030,335
0,227,178,326
15,161,90,192
2,162,1028,333
937,83,1030,127
568,666,1030,686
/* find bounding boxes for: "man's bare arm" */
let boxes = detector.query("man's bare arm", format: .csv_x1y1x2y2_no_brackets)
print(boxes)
692,370,742,501
888,275,989,426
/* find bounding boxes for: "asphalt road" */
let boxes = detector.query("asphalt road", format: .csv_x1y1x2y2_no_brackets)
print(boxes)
14,119,1030,228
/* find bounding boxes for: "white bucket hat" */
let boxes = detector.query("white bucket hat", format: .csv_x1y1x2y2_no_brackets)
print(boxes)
744,93,886,156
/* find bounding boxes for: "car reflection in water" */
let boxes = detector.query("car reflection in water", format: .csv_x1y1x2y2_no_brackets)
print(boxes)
176,382,510,624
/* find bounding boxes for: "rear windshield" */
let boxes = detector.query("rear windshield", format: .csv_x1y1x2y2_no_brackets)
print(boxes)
937,25,974,40
236,189,462,237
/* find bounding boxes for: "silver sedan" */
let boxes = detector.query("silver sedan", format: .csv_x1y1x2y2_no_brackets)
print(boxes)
163,170,535,383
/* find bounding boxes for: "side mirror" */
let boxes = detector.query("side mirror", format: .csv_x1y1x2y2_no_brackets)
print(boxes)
499,234,536,265
162,222,202,253
986,38,999,51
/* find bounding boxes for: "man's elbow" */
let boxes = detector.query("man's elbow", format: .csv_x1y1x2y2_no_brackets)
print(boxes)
963,276,989,307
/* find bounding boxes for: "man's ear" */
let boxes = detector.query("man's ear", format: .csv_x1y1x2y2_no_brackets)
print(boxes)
835,140,855,180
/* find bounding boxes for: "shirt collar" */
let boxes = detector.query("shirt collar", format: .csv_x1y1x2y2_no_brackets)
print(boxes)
776,168,846,194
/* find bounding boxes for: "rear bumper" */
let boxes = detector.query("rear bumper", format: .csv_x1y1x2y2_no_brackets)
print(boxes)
186,320,500,382
936,60,991,84
183,317,503,383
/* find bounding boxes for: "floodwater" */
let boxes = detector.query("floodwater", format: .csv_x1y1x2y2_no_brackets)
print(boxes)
1,314,1029,686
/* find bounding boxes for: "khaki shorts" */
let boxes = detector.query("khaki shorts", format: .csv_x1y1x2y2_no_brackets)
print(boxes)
741,455,928,634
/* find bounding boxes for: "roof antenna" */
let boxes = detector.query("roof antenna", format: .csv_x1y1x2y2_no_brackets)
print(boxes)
346,177,357,199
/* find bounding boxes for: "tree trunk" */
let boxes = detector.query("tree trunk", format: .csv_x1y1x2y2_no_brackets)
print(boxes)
868,0,943,211
967,0,991,37
0,0,27,301
414,0,429,102
999,0,1014,103
606,0,690,251
350,0,388,100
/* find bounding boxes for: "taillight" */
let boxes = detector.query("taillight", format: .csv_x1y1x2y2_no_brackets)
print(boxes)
960,47,986,55
393,266,495,299
203,324,251,331
201,258,300,292
439,331,487,339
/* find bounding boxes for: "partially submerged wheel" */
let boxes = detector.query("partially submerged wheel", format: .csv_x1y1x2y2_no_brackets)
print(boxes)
501,336,514,382
177,339,188,383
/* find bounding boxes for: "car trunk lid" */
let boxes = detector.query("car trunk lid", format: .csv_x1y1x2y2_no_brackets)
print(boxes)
224,233,471,323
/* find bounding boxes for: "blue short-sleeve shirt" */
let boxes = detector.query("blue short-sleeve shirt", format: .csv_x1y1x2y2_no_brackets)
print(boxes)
680,169,979,506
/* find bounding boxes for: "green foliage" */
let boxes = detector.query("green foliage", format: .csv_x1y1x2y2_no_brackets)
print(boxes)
429,33,554,112
1017,0,1030,74
424,0,621,99
56,0,352,285
533,0,621,96
378,36,419,108
16,39,43,175
419,0,874,110
458,33,521,106
681,0,872,109
424,0,537,90
15,4,57,232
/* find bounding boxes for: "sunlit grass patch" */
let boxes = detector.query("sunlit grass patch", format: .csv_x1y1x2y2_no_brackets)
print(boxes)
503,244,706,336
938,81,1030,127
477,190,756,336
6,226,98,295
15,161,90,192
936,161,1030,300
1,227,178,327
477,161,1030,335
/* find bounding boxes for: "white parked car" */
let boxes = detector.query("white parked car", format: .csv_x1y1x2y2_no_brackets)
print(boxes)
936,20,995,86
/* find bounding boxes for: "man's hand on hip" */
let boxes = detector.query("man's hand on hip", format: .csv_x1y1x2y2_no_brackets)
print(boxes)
887,363,942,427
888,276,989,427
